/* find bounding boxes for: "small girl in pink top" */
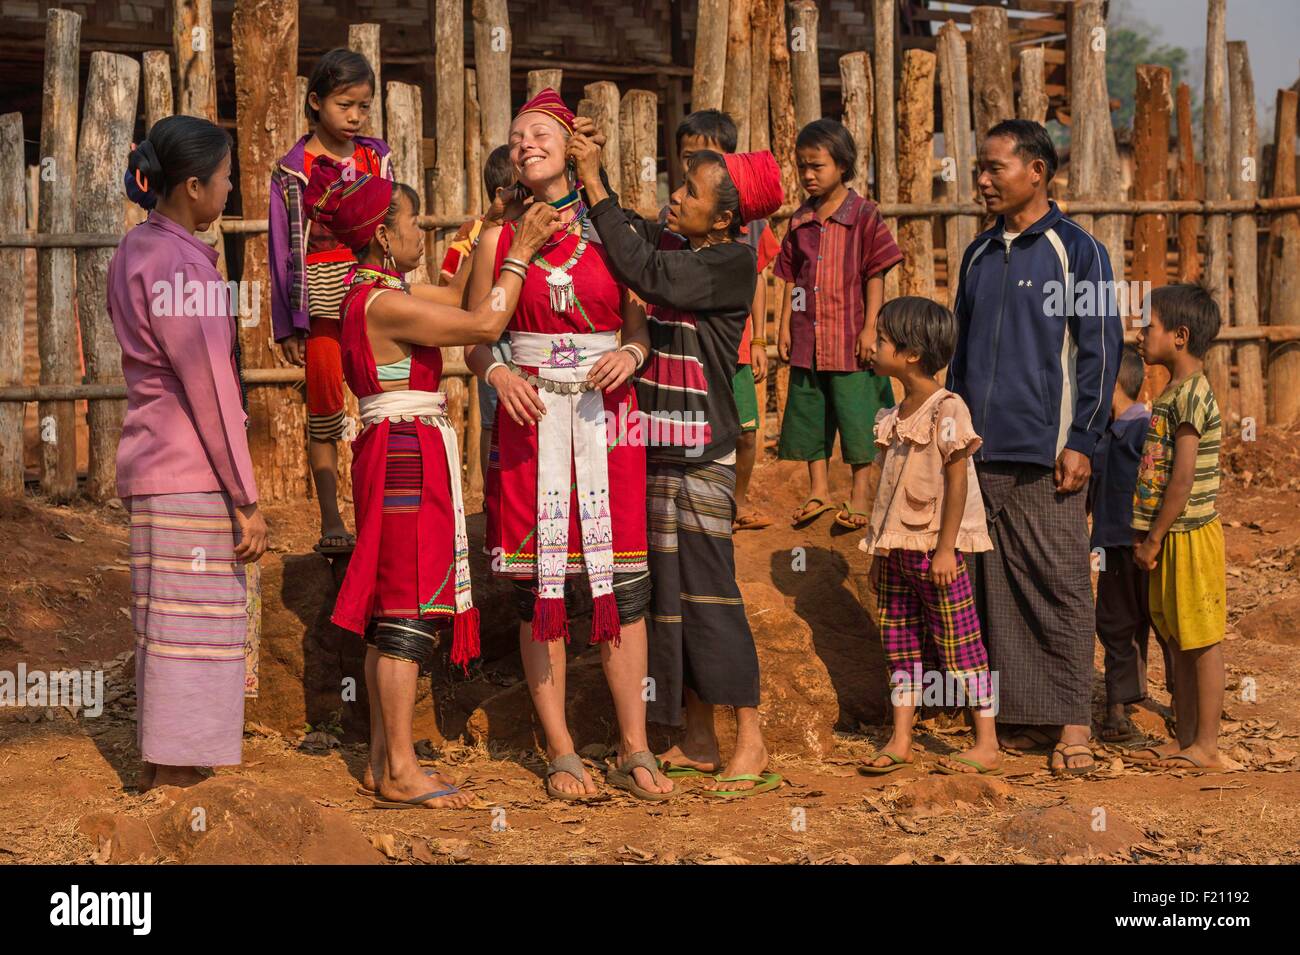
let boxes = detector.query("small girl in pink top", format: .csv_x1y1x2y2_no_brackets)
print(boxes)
859,296,999,777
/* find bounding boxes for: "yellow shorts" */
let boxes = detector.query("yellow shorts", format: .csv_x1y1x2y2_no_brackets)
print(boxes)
1149,516,1226,650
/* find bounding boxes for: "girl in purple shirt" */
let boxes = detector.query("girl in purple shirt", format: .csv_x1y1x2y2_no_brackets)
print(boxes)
108,115,267,790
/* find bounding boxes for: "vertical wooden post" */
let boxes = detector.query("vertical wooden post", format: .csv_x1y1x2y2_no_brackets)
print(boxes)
0,114,24,495
1266,88,1300,426
1175,82,1202,284
1018,47,1048,125
1202,0,1231,410
1133,64,1172,405
1228,41,1264,425
293,76,309,141
938,20,975,309
839,53,872,193
387,82,429,285
466,69,484,217
897,50,936,301
769,0,797,204
582,82,622,196
872,0,899,301
619,90,658,218
435,0,468,455
472,0,512,150
789,0,820,131
748,0,771,152
173,0,216,121
722,0,751,150
527,70,562,101
36,8,80,502
348,23,384,139
970,7,1013,141
692,0,729,111
233,0,305,503
1068,0,1124,282
142,50,173,131
76,53,140,502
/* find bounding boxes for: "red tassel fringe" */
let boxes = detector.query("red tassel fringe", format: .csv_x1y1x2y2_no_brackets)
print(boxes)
450,606,480,673
589,591,622,647
532,594,570,643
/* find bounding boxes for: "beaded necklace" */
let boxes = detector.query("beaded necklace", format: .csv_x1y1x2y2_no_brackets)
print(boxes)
348,265,409,293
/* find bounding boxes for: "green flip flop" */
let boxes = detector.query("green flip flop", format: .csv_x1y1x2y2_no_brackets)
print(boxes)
934,755,1003,776
858,752,912,776
792,498,833,527
658,760,719,779
700,771,783,798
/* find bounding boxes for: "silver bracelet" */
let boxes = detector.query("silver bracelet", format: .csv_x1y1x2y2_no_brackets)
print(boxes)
499,262,528,281
503,256,530,272
619,342,646,366
484,361,508,384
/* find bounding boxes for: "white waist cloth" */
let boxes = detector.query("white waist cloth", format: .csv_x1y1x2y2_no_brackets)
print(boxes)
358,388,447,428
508,331,617,382
506,330,617,605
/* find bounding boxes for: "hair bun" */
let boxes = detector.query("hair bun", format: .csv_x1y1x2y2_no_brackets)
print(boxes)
124,139,161,210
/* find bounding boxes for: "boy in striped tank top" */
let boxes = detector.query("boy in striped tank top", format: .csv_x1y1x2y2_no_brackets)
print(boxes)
1131,284,1226,772
270,49,394,555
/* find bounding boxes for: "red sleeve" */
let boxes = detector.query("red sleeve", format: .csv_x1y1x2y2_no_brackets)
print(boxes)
755,221,781,272
861,207,904,280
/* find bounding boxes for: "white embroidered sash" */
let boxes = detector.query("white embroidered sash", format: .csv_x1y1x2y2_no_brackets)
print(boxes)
509,331,616,607
358,389,472,616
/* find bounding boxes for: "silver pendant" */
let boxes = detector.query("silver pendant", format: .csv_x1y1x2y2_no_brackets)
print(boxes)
546,268,576,314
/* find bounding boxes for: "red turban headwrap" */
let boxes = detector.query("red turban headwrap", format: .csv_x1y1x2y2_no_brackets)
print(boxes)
723,151,784,223
514,87,575,133
302,154,395,252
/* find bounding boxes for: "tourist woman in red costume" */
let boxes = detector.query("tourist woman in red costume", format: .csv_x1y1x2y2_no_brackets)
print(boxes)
465,89,672,802
303,156,559,810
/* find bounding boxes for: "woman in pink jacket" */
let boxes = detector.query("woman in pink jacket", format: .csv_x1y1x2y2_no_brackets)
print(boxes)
108,115,267,790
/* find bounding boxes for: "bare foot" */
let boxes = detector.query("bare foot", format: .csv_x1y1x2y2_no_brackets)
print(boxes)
1154,744,1223,771
865,733,913,769
702,739,769,793
144,765,206,790
376,765,473,809
546,751,598,797
656,742,721,774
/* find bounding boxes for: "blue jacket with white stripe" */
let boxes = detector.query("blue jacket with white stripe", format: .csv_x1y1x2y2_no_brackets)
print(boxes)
946,201,1123,469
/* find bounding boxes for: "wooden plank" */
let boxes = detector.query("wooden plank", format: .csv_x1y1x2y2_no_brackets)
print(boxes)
789,0,820,131
76,52,139,501
970,6,1014,139
839,52,873,193
938,20,976,310
527,69,562,101
465,69,483,217
471,0,512,151
173,0,216,122
581,82,622,197
232,0,306,503
435,0,468,456
619,90,658,218
1266,88,1300,425
1133,64,1172,405
142,50,173,131
723,0,752,151
873,0,899,300
1018,47,1048,124
1228,41,1264,424
1175,82,1202,283
898,50,937,300
769,0,798,203
0,114,24,494
36,8,81,502
692,0,728,111
749,0,771,152
1203,0,1231,411
388,82,429,284
345,23,382,140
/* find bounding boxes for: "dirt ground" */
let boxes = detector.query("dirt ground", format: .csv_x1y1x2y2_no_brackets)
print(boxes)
2,425,1299,866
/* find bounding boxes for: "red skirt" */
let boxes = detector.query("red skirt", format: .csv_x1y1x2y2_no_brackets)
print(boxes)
484,378,648,579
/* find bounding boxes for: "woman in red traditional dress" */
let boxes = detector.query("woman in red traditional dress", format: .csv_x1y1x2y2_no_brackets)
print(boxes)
304,156,558,810
466,90,673,801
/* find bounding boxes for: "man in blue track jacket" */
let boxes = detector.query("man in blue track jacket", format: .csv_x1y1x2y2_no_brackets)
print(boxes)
948,119,1123,777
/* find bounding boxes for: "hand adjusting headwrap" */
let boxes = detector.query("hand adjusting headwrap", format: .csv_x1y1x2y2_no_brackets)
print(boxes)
302,154,395,252
722,150,785,223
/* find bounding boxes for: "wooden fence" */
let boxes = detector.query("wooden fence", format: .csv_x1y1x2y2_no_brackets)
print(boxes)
0,0,1298,507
